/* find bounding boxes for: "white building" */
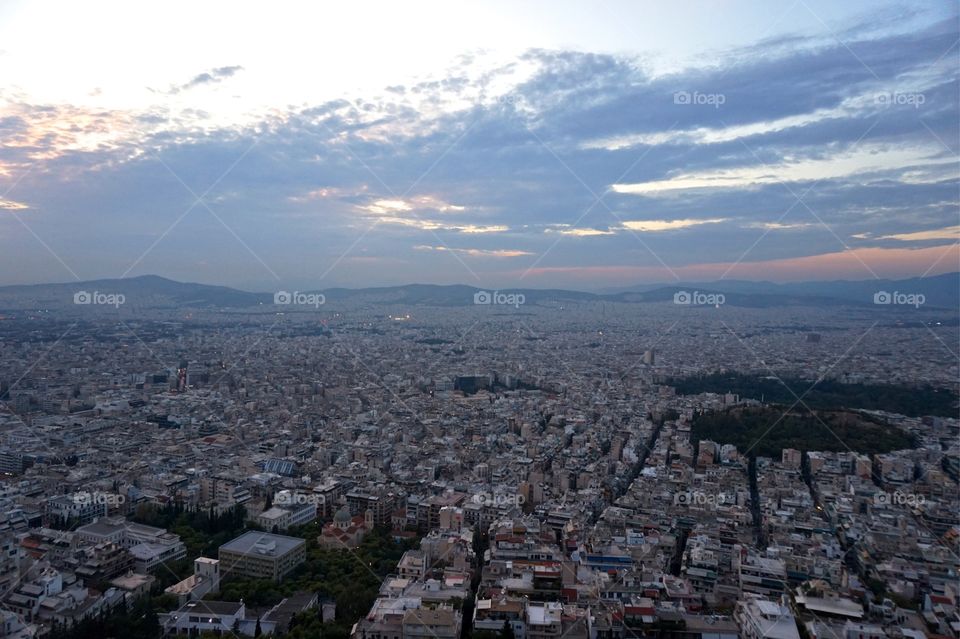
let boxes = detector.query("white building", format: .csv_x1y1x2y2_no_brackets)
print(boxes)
160,600,276,637
76,518,186,573
735,596,800,639
164,557,221,606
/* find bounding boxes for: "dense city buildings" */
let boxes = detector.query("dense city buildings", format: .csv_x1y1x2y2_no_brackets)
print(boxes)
1,0,958,636
0,285,953,638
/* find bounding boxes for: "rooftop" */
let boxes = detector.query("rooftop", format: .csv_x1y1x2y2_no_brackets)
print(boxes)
219,530,305,556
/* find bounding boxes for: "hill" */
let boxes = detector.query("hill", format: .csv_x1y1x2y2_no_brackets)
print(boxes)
0,273,956,311
691,405,915,458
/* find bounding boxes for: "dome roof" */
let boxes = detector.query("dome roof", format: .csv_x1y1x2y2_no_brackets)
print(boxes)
333,506,352,523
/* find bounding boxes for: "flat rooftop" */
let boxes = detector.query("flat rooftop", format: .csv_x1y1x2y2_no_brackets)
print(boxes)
76,521,121,536
179,600,243,616
219,531,305,556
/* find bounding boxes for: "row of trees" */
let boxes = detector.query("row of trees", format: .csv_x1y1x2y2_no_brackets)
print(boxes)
133,501,249,559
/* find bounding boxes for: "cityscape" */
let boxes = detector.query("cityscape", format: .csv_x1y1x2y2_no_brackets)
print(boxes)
0,2,958,639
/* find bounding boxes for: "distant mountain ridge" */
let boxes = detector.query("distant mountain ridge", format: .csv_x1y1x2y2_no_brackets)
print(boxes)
0,272,956,310
0,275,264,308
603,272,960,308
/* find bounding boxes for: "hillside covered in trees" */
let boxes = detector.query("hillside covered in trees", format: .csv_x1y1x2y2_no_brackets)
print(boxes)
691,405,916,457
671,372,958,417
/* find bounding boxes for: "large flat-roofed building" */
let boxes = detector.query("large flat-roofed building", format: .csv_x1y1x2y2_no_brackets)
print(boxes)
346,489,397,527
218,531,306,583
45,495,106,527
254,498,317,532
75,517,186,573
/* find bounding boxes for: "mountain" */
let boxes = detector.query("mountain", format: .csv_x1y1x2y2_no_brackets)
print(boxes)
604,272,960,308
0,275,267,309
0,273,956,311
611,287,867,308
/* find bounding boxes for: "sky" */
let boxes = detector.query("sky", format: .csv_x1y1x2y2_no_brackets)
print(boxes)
0,0,958,291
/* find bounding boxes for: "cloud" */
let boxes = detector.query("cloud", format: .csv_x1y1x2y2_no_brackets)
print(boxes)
879,225,960,241
547,226,616,237
415,245,532,257
744,222,812,231
515,244,960,283
359,196,466,215
610,144,954,195
1,12,957,288
362,199,412,214
167,65,244,94
287,186,367,203
621,218,727,232
0,198,29,210
456,225,509,234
